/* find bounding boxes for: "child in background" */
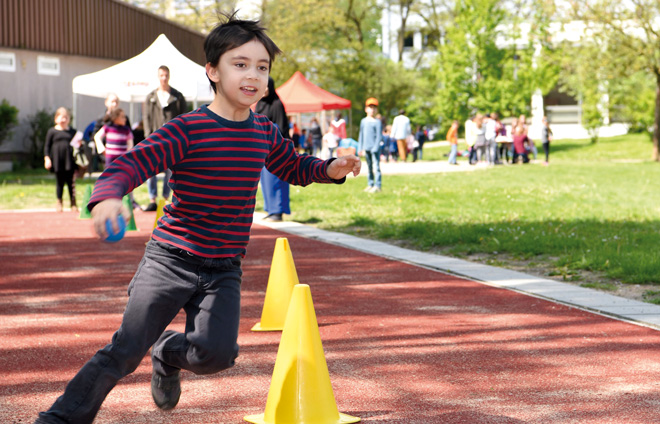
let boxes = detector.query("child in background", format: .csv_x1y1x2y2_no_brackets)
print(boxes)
386,125,398,162
94,108,134,165
44,107,78,212
447,120,459,165
358,97,382,193
541,116,552,165
298,128,309,155
322,125,339,158
34,13,361,424
512,125,530,164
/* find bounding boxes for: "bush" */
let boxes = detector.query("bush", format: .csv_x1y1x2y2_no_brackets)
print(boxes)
24,109,53,169
0,98,19,145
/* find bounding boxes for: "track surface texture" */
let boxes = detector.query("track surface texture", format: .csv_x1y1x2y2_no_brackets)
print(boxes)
2,210,660,424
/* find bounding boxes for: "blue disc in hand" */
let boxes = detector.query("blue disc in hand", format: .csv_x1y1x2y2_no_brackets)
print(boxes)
104,215,126,243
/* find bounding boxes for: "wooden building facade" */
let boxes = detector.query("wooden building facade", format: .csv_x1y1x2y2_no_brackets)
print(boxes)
0,0,208,169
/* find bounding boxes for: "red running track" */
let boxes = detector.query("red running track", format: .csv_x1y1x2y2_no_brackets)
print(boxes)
1,210,660,423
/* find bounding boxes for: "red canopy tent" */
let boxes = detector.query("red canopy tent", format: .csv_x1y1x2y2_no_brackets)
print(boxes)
276,71,351,113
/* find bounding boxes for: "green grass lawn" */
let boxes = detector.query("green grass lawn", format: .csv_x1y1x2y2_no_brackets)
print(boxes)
2,133,659,286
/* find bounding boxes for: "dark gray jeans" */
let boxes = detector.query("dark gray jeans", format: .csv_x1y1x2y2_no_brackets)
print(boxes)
36,240,242,424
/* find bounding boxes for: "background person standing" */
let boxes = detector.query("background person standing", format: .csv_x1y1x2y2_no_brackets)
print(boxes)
92,93,129,173
142,65,187,211
256,77,290,222
390,109,411,161
358,97,383,193
44,107,78,212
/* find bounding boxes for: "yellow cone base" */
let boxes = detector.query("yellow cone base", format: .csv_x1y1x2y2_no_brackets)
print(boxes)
251,238,299,332
251,321,283,332
245,284,360,424
244,412,360,424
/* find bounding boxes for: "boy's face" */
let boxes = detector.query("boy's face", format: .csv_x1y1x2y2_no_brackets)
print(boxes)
206,40,270,113
365,106,376,117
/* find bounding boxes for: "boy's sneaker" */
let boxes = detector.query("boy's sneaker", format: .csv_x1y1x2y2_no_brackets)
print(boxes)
151,370,181,410
363,186,373,192
370,187,382,193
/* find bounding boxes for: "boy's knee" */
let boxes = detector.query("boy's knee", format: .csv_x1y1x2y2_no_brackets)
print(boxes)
189,343,238,375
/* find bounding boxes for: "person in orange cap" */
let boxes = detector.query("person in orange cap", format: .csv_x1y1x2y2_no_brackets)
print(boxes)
358,98,383,193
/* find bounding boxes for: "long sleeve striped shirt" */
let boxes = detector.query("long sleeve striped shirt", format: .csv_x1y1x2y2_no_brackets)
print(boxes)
89,105,343,258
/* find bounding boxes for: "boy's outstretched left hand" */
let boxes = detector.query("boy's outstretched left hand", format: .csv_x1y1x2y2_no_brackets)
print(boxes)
327,155,361,179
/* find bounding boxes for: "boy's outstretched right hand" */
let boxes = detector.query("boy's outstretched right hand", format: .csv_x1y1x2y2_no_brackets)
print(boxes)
91,198,130,240
327,155,361,179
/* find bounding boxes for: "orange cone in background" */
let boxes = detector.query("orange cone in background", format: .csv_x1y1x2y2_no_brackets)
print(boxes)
244,284,360,424
251,237,299,332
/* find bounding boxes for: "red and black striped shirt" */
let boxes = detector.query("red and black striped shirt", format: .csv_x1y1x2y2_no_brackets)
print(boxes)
89,105,342,258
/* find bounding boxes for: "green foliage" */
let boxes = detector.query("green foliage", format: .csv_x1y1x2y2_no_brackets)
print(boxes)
0,98,19,145
424,0,559,135
262,0,416,135
23,109,53,169
609,71,655,137
566,0,660,155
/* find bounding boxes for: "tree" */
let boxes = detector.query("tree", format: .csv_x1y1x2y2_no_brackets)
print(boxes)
423,0,558,134
261,0,416,133
566,0,660,159
392,0,417,63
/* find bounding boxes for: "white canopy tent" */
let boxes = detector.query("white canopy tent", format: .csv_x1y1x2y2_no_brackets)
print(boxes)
72,34,213,125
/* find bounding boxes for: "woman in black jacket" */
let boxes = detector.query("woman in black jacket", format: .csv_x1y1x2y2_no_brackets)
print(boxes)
256,77,290,222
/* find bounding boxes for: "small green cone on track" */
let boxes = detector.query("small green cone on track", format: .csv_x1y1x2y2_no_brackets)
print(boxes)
79,185,92,219
122,195,138,231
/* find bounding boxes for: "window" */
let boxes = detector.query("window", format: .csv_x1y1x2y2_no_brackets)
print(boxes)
403,33,414,49
0,52,16,72
37,56,60,76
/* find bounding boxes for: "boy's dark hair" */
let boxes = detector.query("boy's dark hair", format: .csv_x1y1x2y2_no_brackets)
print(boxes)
158,65,170,73
204,11,282,93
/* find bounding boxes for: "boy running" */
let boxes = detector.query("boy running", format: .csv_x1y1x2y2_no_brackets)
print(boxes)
35,13,360,424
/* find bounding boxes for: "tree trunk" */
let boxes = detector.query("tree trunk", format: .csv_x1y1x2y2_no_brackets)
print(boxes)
654,71,660,161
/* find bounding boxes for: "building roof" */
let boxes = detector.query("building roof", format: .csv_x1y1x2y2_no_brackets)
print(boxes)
1,0,206,64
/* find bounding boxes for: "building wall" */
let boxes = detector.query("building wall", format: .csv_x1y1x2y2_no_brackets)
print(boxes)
0,0,207,170
0,47,132,160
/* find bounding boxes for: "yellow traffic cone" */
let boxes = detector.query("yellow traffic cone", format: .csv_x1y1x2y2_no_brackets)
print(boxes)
251,238,299,332
153,198,166,230
244,284,360,424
